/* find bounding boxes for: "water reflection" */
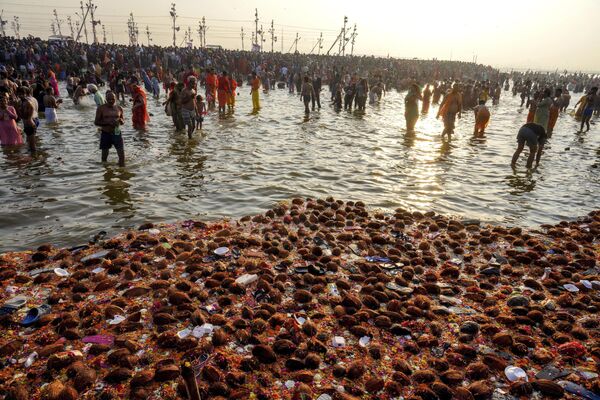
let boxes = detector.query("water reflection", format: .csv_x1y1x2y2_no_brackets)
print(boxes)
403,130,416,148
168,134,206,197
505,170,536,195
101,167,134,213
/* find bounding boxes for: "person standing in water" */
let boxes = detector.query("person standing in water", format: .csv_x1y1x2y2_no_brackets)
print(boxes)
421,84,432,114
228,76,238,110
180,77,197,138
195,95,205,130
404,83,422,132
300,76,315,114
43,87,61,124
130,79,150,131
205,69,217,109
217,71,231,114
573,87,598,133
16,86,38,153
559,88,571,112
95,91,125,167
473,99,490,135
437,85,462,137
511,122,546,169
251,72,261,111
546,88,561,136
311,74,322,111
0,92,23,146
534,88,552,132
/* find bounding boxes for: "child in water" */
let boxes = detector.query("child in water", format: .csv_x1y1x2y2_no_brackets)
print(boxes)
195,95,205,130
473,99,490,135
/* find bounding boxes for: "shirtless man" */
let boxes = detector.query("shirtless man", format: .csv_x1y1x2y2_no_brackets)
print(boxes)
43,87,62,124
180,77,197,138
94,91,125,167
73,83,86,105
16,86,38,153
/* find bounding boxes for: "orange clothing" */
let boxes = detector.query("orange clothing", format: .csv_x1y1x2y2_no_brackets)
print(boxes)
251,77,261,91
217,76,231,107
474,106,490,131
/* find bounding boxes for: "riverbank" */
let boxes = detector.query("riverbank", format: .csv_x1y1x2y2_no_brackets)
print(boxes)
0,198,599,399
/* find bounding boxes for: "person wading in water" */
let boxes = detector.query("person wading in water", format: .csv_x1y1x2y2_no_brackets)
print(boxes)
95,91,125,167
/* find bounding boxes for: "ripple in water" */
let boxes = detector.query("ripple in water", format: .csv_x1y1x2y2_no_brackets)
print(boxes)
0,82,599,251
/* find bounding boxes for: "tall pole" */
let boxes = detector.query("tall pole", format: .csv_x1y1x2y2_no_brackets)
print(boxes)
327,29,342,56
281,28,283,53
259,24,264,51
170,3,178,47
240,27,245,51
0,10,6,37
201,17,207,48
67,16,74,39
341,16,348,56
197,21,203,48
310,33,323,55
288,33,300,53
268,20,276,53
87,0,99,44
254,8,258,49
186,26,193,47
295,32,299,53
318,32,323,55
53,9,62,36
79,1,88,43
350,24,357,56
12,16,19,39
102,24,106,43
51,22,56,36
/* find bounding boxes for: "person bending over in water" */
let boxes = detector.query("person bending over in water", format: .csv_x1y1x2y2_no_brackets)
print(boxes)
573,87,598,133
95,91,125,167
473,99,490,135
437,85,462,137
511,122,546,169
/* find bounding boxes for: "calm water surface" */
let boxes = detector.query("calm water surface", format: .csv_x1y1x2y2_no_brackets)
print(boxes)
1,83,599,252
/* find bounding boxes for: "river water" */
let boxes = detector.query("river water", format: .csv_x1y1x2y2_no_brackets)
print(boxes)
1,83,598,252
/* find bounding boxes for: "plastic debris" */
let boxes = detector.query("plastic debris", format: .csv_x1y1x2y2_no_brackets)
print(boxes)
504,365,528,382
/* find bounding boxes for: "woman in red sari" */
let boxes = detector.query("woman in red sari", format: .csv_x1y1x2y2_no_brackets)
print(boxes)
217,71,231,114
131,79,150,130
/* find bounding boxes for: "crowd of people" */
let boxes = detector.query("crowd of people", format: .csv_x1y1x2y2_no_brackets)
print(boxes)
0,36,599,169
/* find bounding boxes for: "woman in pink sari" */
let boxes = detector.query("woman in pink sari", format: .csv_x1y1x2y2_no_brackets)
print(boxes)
0,93,23,146
131,81,150,130
48,70,60,98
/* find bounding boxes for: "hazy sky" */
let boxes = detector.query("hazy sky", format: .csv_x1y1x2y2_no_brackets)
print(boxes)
3,0,599,71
